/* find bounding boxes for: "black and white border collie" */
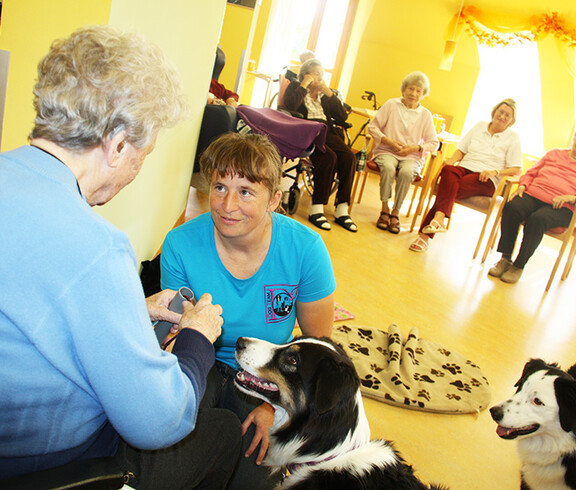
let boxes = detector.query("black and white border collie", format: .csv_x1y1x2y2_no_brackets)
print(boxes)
235,336,444,489
490,358,576,489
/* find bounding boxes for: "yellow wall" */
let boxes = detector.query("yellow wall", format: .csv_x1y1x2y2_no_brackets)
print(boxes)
0,0,112,151
0,0,227,264
218,4,255,95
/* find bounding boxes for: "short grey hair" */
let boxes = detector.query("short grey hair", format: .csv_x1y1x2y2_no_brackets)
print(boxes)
31,25,188,151
298,58,323,82
400,71,430,97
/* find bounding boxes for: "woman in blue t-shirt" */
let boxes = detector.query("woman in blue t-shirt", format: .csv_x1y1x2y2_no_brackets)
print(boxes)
161,132,336,490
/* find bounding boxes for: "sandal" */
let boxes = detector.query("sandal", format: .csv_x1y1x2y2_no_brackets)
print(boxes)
409,236,429,253
334,215,358,232
388,215,400,234
376,212,389,230
308,213,331,230
422,219,447,235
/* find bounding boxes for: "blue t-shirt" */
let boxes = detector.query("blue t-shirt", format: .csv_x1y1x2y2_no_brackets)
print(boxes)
161,212,336,367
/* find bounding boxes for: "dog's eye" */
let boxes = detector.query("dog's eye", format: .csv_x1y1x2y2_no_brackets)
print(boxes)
287,354,298,366
532,397,544,406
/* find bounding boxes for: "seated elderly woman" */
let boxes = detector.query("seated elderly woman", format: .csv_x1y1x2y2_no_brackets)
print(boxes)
409,98,522,252
367,71,439,234
282,58,357,232
488,133,576,283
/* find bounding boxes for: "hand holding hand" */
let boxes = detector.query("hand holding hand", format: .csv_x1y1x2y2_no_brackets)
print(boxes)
146,289,181,325
242,402,275,465
179,293,223,343
396,145,419,157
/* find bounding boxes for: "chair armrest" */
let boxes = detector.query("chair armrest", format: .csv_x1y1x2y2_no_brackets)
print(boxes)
0,457,124,490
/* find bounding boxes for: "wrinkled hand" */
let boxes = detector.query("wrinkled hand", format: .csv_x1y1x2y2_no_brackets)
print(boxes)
388,139,406,153
146,289,180,325
242,402,275,465
179,293,223,343
552,195,575,209
396,145,418,157
301,74,314,89
510,184,525,200
478,170,495,182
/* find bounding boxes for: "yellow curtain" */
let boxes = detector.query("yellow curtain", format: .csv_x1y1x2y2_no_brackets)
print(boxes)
441,7,576,76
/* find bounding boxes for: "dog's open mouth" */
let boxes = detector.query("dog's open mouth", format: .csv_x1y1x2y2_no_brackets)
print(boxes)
496,423,540,439
236,370,279,396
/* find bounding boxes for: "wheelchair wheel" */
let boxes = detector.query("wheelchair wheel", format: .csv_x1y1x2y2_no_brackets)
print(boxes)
302,166,338,197
285,186,300,215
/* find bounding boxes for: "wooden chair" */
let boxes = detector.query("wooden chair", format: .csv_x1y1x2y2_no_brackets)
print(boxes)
350,135,435,215
481,179,576,292
409,160,514,260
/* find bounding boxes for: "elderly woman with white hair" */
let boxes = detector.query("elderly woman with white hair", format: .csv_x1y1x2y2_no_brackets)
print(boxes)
283,58,358,232
367,71,439,234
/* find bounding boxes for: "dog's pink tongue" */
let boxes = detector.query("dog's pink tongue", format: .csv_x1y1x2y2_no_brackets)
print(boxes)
496,425,513,438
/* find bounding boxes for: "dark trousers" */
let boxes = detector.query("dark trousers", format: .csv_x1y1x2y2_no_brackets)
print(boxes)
200,362,282,490
497,193,573,269
420,166,494,238
114,408,242,490
309,129,355,206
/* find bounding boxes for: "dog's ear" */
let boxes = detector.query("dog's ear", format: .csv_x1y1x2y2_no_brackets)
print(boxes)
314,357,357,415
515,359,547,388
555,376,576,432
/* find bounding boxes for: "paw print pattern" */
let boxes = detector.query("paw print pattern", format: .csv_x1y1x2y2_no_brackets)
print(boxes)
390,373,410,390
466,359,479,369
470,378,482,387
389,350,400,363
446,393,462,401
442,363,462,375
430,368,445,378
349,343,370,356
370,363,384,373
415,347,424,355
413,373,435,383
376,346,388,356
417,389,431,401
388,332,402,347
358,328,373,341
337,325,351,334
361,375,381,390
403,397,425,408
450,380,472,393
438,348,451,357
405,346,416,362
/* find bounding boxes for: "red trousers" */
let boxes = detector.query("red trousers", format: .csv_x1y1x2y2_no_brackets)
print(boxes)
419,165,495,237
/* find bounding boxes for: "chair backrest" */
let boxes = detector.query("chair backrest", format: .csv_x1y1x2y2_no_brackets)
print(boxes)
276,74,291,108
212,46,226,81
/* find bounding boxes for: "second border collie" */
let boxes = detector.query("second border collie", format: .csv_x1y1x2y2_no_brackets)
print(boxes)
490,358,576,490
235,336,445,489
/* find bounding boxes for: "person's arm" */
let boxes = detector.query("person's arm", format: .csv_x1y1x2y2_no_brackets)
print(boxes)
282,80,307,113
297,293,334,337
445,149,465,166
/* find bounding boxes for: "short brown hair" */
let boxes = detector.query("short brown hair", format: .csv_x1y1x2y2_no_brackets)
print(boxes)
200,132,282,196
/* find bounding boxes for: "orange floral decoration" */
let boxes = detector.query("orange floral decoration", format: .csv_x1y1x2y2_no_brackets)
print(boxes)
457,8,576,48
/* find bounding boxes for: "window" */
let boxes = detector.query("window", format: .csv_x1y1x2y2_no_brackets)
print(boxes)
252,0,355,106
463,42,544,157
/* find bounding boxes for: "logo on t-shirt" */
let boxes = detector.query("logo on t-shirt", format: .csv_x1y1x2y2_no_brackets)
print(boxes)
265,285,298,323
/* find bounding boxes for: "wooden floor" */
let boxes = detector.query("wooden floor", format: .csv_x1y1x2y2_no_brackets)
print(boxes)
186,171,576,489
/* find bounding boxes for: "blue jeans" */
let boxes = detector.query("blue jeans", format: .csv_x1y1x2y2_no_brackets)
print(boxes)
201,362,282,490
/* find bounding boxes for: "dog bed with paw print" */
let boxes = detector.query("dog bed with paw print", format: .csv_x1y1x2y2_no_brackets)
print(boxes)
331,323,491,414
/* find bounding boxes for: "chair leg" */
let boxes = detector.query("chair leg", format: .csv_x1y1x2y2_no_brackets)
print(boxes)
406,185,418,217
546,234,572,292
561,236,576,281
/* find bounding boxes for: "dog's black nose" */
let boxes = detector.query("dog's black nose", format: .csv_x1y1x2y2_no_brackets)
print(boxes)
489,406,503,422
236,337,247,352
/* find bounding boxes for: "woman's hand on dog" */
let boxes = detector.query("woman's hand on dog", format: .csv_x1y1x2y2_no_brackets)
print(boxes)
242,402,275,464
